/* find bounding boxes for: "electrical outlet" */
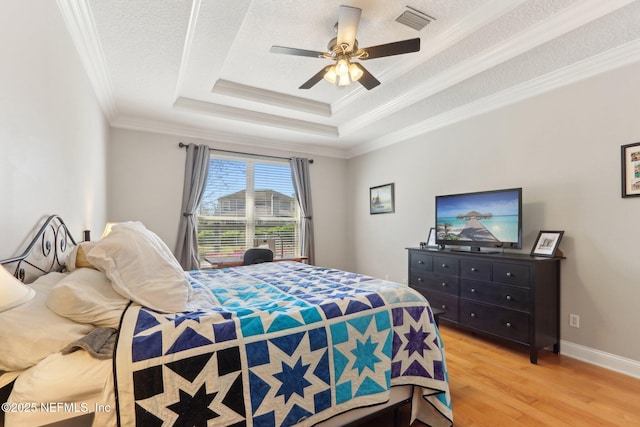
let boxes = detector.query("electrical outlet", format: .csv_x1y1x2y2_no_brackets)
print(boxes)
569,313,580,328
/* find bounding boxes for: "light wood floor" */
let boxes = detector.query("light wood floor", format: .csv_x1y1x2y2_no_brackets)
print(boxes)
370,324,640,426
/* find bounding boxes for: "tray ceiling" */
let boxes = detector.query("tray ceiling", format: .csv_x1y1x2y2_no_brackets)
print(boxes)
58,0,640,158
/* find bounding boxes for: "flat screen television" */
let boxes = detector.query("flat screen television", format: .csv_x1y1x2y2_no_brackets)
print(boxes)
435,187,522,252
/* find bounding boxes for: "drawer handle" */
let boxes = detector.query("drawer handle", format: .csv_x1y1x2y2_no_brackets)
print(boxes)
418,260,424,264
506,272,513,277
417,277,423,282
441,263,448,268
441,304,447,310
506,295,512,301
470,288,476,293
441,282,447,287
506,322,512,328
470,313,476,318
471,267,477,272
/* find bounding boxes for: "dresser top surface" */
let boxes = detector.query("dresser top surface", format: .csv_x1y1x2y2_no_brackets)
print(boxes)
406,247,563,263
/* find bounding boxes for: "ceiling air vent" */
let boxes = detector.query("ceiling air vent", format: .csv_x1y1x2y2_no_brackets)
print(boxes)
395,6,435,31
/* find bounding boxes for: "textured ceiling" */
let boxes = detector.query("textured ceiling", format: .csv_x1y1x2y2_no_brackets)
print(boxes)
59,0,640,158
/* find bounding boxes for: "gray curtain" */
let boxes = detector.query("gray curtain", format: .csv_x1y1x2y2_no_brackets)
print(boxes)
175,144,210,270
290,157,315,265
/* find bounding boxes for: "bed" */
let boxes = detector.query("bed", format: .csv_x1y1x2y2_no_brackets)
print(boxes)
1,215,452,427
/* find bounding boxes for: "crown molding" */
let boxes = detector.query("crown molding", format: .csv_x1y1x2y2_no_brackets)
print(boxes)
59,0,639,161
56,0,118,122
212,80,332,117
173,0,201,99
112,115,348,159
339,0,638,138
178,2,331,118
112,37,640,161
173,97,338,137
346,38,640,158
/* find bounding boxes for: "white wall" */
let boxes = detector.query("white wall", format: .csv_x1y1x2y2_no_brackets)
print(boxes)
107,128,349,270
347,61,640,364
0,1,108,258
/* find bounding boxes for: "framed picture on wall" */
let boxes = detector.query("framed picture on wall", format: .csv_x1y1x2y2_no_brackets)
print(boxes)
530,230,564,257
621,142,640,198
370,183,395,214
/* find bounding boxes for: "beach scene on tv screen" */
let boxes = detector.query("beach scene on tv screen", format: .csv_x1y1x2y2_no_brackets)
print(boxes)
436,191,520,244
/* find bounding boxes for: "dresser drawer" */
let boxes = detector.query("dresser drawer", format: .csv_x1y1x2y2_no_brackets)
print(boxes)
433,256,458,275
460,259,492,281
459,300,530,344
493,262,530,288
410,272,459,296
409,271,429,288
460,280,530,312
415,289,459,323
427,273,460,296
409,251,432,272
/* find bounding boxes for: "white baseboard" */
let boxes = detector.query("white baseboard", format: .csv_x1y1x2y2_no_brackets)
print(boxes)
561,340,640,379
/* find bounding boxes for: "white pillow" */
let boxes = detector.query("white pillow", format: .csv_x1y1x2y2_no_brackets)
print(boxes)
0,272,94,372
65,242,97,272
47,268,129,329
86,222,191,313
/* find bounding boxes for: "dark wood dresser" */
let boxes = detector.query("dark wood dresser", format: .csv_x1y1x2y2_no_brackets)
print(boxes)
407,247,562,363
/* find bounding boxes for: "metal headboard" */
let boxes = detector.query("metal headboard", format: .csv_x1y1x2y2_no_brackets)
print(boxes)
0,215,77,283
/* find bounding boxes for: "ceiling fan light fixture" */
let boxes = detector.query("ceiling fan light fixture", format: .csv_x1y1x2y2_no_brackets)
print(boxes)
337,74,351,86
324,57,358,86
348,63,363,81
271,5,421,91
335,57,350,77
323,65,338,84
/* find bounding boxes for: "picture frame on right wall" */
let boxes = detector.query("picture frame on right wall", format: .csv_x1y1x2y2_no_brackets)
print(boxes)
621,142,640,198
531,230,564,257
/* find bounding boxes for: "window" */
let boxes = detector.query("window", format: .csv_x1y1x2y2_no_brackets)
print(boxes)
196,154,300,263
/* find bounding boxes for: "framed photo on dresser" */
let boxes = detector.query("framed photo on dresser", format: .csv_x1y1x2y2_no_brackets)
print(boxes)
530,230,564,257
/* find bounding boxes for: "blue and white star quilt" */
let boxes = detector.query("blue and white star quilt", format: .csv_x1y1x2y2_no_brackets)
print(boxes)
114,262,452,426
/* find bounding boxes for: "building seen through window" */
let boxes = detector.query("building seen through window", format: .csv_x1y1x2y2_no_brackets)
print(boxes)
196,155,300,262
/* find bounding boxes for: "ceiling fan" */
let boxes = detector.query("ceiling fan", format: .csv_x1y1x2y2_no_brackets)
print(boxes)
270,5,421,90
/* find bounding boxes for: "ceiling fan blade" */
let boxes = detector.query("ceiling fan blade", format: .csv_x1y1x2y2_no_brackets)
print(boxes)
270,45,326,58
299,66,332,89
353,63,380,90
336,5,362,52
359,38,420,60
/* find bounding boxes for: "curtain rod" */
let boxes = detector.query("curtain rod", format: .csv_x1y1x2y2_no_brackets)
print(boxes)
178,143,313,163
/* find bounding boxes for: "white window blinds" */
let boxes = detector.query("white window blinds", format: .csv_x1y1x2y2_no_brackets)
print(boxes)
196,154,300,263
